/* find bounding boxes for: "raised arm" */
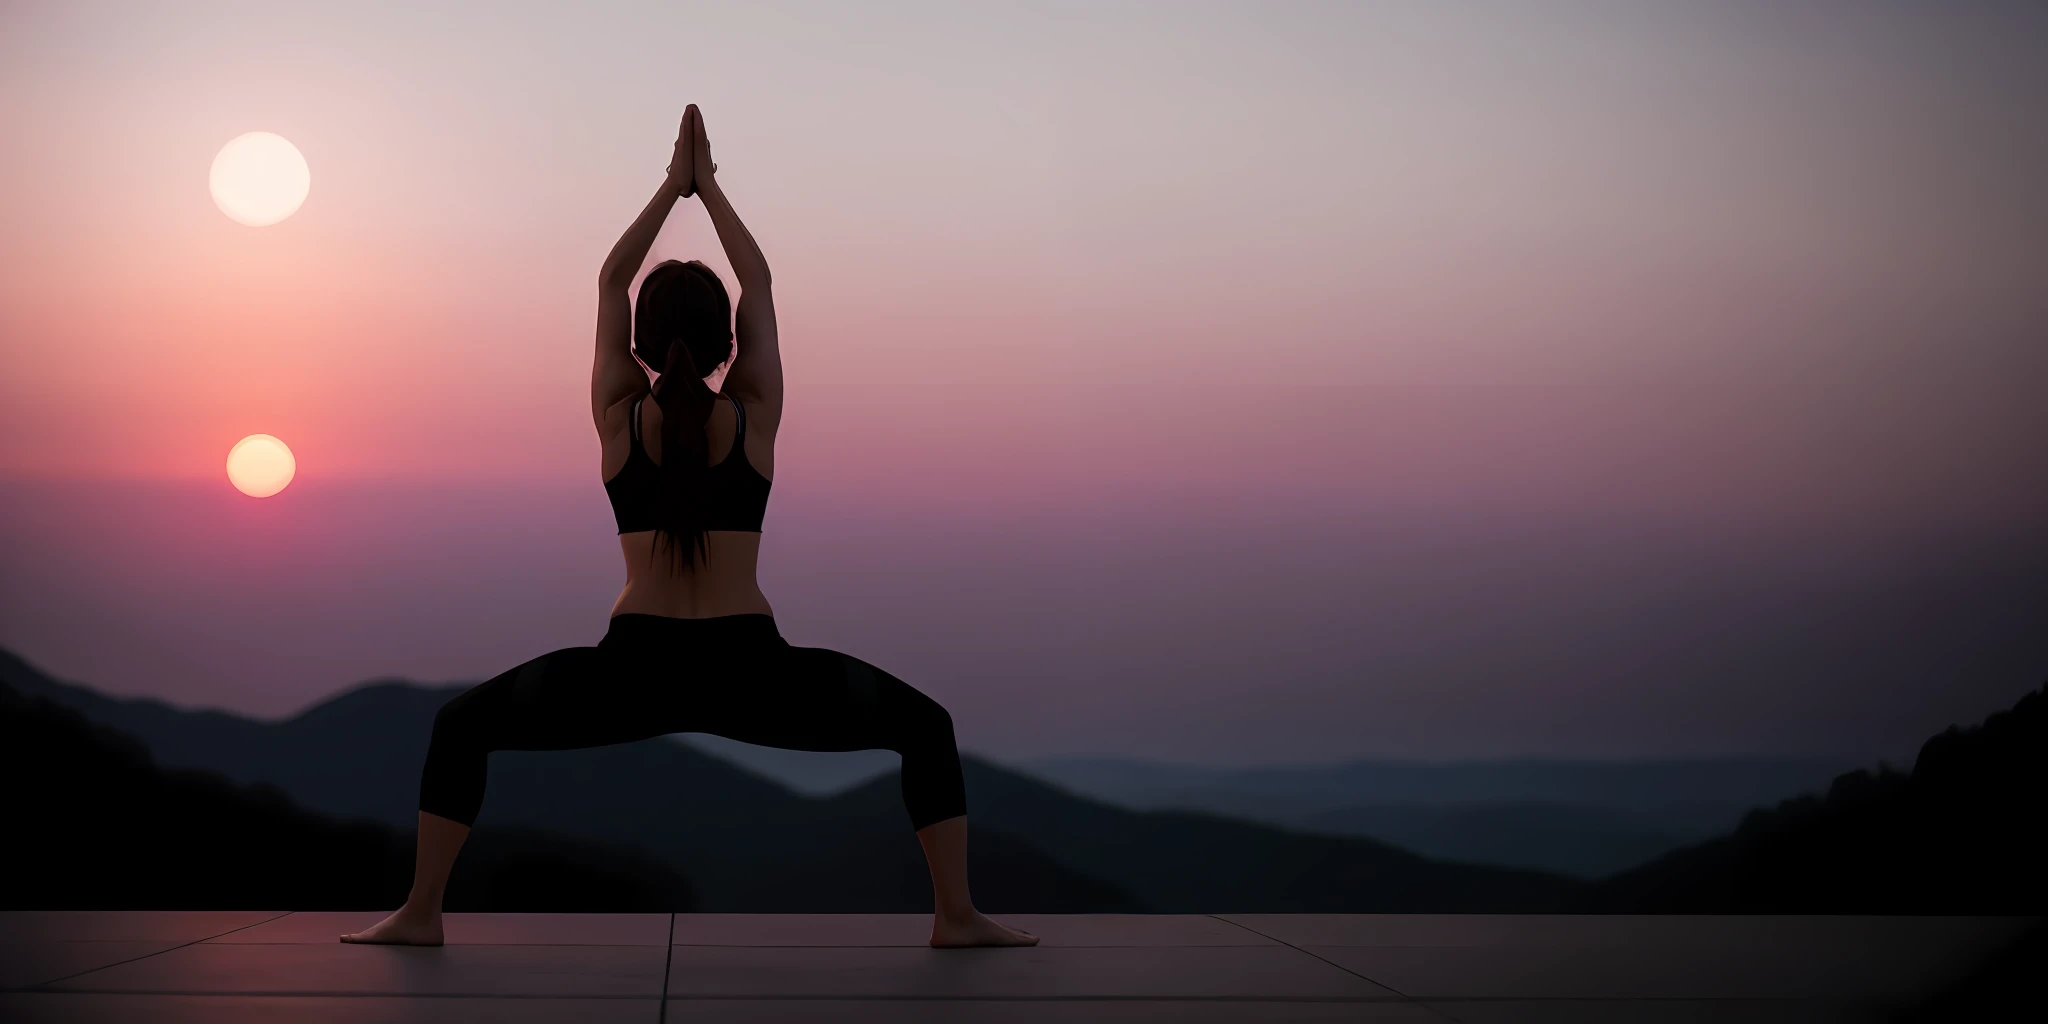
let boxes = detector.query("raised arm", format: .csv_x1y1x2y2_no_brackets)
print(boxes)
591,110,695,428
689,110,782,415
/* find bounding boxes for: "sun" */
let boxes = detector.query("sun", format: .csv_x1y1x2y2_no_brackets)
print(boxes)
226,434,297,497
209,132,310,226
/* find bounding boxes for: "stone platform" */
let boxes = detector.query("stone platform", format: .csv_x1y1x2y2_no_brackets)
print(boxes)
0,912,2031,1022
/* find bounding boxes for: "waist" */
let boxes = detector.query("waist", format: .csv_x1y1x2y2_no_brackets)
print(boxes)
613,534,774,620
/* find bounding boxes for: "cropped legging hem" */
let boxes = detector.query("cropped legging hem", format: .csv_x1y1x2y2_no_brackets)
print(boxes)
417,613,966,831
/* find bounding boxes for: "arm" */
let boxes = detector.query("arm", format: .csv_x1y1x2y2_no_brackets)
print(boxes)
690,111,783,414
592,111,694,428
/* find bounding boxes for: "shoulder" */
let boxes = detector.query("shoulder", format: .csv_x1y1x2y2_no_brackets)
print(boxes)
600,387,650,434
727,388,782,436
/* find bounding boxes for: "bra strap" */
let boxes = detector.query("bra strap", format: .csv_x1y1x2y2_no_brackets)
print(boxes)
629,396,645,446
729,393,746,443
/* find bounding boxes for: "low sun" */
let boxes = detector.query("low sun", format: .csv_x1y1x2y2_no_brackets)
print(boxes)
227,434,296,497
210,132,310,226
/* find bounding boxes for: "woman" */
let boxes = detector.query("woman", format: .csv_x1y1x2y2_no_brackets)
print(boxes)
342,105,1037,949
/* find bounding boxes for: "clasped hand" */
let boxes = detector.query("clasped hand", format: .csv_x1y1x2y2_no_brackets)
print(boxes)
666,104,718,197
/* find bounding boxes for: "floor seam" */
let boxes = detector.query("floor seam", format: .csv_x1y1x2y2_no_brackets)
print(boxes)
657,912,676,1023
658,995,1410,1002
1204,914,1456,1018
205,941,673,947
8,992,1411,1002
24,910,297,990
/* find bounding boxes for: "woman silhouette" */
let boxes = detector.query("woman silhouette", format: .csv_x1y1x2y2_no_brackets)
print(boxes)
343,105,1038,949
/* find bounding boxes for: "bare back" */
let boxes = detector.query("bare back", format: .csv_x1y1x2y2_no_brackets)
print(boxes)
600,390,778,619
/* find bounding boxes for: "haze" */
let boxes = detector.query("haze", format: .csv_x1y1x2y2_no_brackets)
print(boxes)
2,0,2044,764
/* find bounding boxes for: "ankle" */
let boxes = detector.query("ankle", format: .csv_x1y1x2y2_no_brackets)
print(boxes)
935,907,979,926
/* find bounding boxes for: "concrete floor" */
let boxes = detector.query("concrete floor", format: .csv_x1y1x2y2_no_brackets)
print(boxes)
0,912,2031,1022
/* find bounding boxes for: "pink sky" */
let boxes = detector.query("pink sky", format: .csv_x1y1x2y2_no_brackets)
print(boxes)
1,1,2044,761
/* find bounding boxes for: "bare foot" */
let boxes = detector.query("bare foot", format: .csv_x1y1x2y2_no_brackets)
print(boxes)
931,912,1039,948
339,907,444,946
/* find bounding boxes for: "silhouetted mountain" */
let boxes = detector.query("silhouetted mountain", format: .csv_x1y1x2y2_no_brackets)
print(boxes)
1021,753,1861,876
1,678,696,912
1591,685,2047,913
1020,754,1859,820
839,760,1580,912
1292,802,1692,879
679,732,898,795
2,648,1583,912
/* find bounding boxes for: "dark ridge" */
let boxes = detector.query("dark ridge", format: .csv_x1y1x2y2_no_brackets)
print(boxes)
2,676,696,912
2,646,1583,912
826,758,1580,912
1590,685,2047,913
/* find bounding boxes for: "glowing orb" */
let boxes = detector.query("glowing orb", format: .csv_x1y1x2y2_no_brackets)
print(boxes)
209,132,310,226
226,434,297,497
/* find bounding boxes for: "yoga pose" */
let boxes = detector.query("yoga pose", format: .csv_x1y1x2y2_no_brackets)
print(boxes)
343,105,1037,949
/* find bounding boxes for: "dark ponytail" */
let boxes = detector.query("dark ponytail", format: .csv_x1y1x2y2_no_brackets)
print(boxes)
632,260,734,572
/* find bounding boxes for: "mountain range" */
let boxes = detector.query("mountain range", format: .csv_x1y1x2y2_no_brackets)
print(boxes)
1016,753,1861,877
0,649,1575,913
7,647,2039,917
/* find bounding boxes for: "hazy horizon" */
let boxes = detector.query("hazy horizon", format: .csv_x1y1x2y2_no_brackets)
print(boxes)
4,1,2045,765
0,637,1909,775
6,473,2040,766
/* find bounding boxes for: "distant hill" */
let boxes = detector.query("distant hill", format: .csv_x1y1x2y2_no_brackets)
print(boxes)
678,732,898,795
1021,753,1861,877
1,648,1582,913
1,678,696,912
1019,753,1861,817
1292,801,1692,879
1590,685,2047,913
835,760,1582,913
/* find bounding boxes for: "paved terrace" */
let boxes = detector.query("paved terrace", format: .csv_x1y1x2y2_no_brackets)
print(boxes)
0,912,2031,1022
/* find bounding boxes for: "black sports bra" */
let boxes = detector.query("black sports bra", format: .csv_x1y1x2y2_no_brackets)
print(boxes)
604,392,771,535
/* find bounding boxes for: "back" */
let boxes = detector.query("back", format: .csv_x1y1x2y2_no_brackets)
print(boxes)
602,391,778,619
698,392,772,532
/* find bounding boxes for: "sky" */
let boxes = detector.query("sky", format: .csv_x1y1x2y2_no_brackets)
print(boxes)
2,0,2044,765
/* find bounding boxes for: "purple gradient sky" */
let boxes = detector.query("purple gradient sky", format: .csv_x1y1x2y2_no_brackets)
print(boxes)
2,1,2044,763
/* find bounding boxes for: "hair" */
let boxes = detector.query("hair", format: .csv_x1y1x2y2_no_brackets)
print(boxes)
631,259,735,572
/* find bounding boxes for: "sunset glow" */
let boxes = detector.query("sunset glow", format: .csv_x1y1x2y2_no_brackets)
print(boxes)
208,132,310,226
226,435,296,497
2,2,2044,764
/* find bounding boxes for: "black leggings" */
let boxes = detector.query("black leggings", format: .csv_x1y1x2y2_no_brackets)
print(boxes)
418,613,966,831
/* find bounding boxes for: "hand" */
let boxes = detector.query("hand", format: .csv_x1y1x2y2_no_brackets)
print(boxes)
666,107,698,197
689,103,719,190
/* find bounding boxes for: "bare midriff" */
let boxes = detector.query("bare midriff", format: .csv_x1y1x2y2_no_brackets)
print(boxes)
610,529,775,619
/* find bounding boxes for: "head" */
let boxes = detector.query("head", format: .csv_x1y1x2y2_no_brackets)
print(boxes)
633,259,733,384
632,260,733,572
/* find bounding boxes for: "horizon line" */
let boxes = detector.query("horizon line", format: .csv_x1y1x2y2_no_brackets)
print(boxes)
4,644,1924,770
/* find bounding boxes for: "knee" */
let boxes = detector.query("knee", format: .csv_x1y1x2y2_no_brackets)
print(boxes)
897,687,955,750
923,695,955,738
428,694,484,751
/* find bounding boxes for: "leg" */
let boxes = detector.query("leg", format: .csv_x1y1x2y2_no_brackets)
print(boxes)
916,815,1038,948
344,644,663,944
701,644,1037,947
340,810,473,945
